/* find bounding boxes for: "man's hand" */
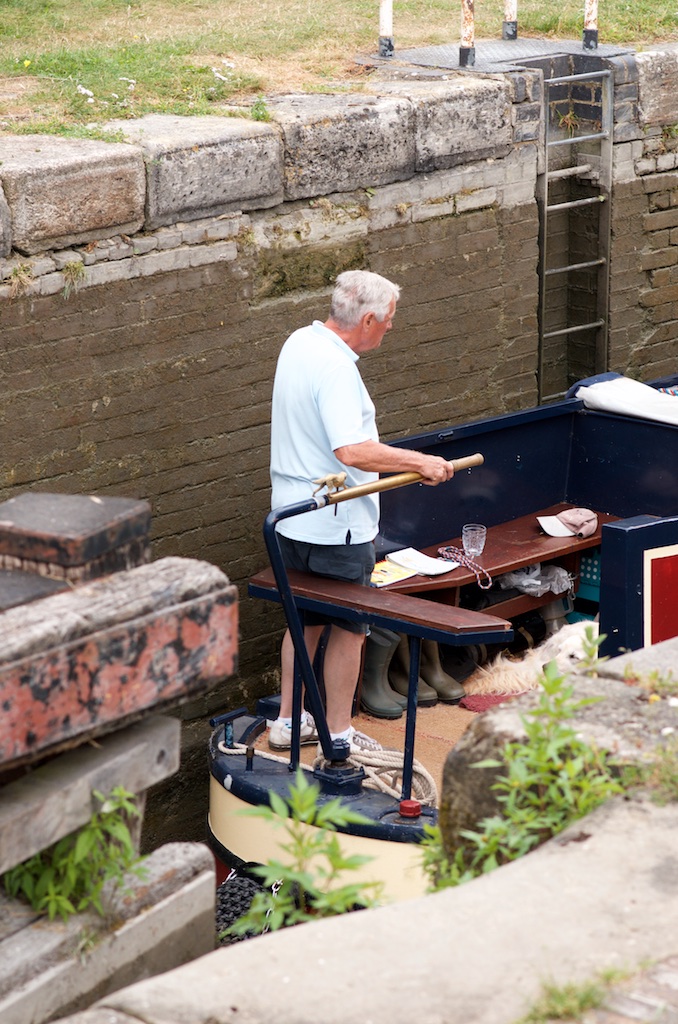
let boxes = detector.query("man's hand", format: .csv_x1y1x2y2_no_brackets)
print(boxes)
416,454,455,486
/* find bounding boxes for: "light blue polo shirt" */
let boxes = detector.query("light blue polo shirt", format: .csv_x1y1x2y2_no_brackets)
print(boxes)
270,321,380,544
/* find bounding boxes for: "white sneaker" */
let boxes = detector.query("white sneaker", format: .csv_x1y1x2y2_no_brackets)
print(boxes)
268,714,318,751
318,726,383,757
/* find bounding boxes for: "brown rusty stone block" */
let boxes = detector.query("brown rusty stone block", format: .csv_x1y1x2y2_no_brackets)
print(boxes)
0,492,151,579
0,590,237,770
0,568,68,611
0,557,238,770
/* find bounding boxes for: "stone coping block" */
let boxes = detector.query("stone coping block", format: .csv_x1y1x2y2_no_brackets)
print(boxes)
0,491,151,567
268,93,416,200
55,799,678,1024
0,136,146,255
374,77,513,172
636,45,678,127
105,114,284,229
439,639,678,849
0,188,10,259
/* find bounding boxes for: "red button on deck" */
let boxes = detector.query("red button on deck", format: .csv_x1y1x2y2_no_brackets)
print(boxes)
399,799,421,818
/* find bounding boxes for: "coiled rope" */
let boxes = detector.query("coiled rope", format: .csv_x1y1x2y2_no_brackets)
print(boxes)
315,747,438,805
218,740,438,806
438,544,493,589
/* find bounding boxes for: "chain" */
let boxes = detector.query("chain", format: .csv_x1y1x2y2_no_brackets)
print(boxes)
437,545,493,590
262,878,284,934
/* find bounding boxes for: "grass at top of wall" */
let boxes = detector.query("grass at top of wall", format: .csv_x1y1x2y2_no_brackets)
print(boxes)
0,0,676,133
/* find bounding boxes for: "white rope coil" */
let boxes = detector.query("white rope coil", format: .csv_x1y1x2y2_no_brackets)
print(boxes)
217,741,438,807
314,747,438,806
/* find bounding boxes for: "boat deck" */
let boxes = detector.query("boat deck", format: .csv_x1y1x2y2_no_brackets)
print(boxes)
255,702,479,805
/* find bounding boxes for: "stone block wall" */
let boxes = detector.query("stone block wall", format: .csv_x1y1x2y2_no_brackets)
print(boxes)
0,77,542,727
1,51,678,841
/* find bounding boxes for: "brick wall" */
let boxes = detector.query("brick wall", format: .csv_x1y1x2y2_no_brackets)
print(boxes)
0,198,540,726
611,140,678,379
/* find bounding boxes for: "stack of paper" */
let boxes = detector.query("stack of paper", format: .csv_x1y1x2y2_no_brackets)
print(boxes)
386,547,458,575
370,561,418,587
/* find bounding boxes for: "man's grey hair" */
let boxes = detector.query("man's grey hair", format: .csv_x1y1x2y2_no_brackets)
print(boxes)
329,270,401,329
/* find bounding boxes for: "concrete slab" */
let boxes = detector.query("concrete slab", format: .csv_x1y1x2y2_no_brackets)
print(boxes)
0,842,216,1024
373,77,513,171
599,633,678,684
636,47,678,127
268,93,415,200
105,114,284,228
369,37,634,75
56,799,678,1024
0,136,145,255
0,187,10,258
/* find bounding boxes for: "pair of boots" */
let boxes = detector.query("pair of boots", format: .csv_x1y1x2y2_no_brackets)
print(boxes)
360,628,465,719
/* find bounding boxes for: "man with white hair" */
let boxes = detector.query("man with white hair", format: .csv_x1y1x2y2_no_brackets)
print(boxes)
268,269,454,754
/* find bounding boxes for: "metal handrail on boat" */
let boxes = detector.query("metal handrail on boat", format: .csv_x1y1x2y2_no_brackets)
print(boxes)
262,453,484,798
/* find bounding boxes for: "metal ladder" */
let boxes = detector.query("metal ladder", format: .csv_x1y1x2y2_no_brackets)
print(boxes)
537,68,614,403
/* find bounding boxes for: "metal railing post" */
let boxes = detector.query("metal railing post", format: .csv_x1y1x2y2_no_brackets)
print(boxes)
460,0,476,66
379,0,394,57
503,0,518,40
583,0,598,49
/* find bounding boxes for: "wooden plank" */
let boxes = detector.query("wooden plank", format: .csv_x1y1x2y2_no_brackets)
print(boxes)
0,716,181,878
250,567,511,635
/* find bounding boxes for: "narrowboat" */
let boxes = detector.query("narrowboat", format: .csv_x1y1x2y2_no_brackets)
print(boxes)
207,370,678,903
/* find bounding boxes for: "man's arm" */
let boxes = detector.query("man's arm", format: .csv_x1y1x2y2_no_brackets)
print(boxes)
334,439,454,485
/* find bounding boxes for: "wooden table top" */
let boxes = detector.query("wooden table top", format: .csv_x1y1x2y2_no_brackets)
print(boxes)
382,503,618,595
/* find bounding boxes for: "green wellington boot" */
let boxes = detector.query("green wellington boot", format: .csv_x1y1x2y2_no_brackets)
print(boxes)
388,634,438,708
420,639,465,704
360,627,405,719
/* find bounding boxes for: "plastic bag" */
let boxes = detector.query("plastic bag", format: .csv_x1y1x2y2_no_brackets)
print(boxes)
497,563,573,598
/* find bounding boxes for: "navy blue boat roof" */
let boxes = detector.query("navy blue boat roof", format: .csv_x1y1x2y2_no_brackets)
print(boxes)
378,381,678,554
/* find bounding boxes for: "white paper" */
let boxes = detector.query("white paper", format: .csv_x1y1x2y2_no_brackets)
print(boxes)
386,547,458,575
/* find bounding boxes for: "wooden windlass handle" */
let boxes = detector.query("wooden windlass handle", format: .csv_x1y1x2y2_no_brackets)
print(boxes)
325,453,484,504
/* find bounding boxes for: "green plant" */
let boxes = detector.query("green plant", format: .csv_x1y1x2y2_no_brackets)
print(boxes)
517,967,631,1023
225,769,383,938
8,262,33,298
250,95,270,121
577,623,608,673
3,787,144,922
623,737,678,805
62,258,86,298
624,665,678,698
422,662,623,889
10,120,126,142
558,108,580,137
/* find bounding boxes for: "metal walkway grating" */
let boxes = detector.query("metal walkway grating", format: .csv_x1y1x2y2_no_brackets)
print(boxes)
365,37,634,74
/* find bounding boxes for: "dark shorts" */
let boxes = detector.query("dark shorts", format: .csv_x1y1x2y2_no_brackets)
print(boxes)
277,535,375,635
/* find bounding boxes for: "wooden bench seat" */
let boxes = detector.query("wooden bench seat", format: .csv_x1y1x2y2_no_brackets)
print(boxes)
249,567,512,646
